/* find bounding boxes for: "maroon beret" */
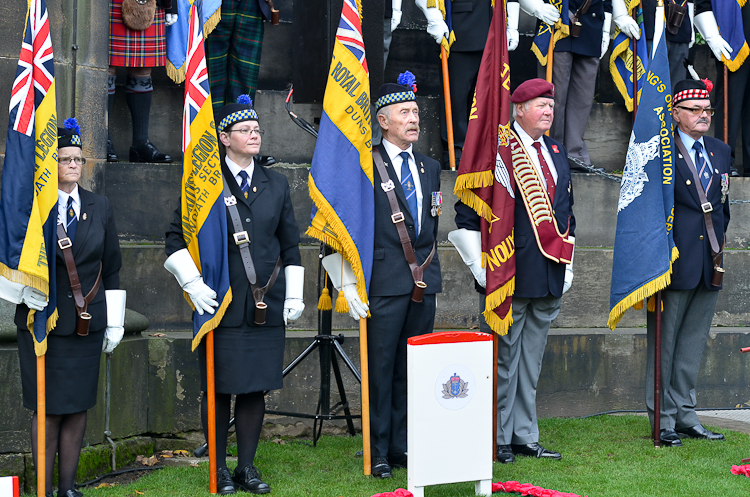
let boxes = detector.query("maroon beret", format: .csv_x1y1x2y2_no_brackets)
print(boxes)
510,78,555,103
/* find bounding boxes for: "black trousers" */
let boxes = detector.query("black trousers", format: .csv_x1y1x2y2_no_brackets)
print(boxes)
366,293,436,458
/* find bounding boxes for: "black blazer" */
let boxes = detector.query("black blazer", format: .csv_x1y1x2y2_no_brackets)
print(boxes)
552,0,611,58
455,126,575,299
669,134,731,291
369,144,442,297
165,161,301,328
15,188,122,336
642,0,711,43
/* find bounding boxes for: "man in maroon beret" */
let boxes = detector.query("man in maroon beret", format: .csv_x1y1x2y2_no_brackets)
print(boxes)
452,78,575,463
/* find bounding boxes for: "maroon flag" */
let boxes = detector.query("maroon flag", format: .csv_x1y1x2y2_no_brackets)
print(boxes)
453,0,515,334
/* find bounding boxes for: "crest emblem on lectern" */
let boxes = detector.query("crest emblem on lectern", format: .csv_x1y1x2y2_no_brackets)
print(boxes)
442,373,469,399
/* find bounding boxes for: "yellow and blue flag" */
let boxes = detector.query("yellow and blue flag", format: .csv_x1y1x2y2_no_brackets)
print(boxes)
425,0,457,55
166,0,222,83
609,0,648,112
531,0,569,65
180,0,231,350
608,16,678,329
0,0,58,356
307,0,373,305
712,0,749,72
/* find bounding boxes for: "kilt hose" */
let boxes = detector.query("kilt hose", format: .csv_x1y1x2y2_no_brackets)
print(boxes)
109,0,166,67
206,0,264,112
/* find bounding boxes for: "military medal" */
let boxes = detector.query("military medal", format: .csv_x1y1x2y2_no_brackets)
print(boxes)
721,173,729,204
431,191,442,217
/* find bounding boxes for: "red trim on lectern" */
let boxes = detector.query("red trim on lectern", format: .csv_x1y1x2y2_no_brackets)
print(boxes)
408,331,493,346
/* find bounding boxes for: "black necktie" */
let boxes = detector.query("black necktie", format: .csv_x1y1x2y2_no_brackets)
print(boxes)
65,196,77,242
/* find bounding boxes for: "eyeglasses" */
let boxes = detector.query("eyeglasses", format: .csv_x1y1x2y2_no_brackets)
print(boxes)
226,128,264,136
675,106,715,116
58,157,87,165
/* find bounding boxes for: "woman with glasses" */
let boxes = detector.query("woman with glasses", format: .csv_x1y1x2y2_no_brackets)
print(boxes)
1,118,124,497
164,96,304,495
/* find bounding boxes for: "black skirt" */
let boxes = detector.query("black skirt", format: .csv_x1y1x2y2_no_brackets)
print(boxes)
198,324,285,394
17,328,104,415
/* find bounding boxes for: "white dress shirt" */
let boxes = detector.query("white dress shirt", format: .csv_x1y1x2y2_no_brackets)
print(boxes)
225,156,255,189
677,128,713,177
57,184,80,227
381,138,423,232
513,121,558,189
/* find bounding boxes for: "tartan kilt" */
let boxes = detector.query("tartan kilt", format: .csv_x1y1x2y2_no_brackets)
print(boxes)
109,0,167,67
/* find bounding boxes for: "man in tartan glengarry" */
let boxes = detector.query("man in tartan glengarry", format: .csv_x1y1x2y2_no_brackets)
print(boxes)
206,0,276,112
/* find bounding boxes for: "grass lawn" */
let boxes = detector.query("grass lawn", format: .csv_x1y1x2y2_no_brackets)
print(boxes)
51,415,750,497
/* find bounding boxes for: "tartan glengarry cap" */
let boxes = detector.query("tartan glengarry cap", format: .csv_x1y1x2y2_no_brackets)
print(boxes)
510,78,555,103
58,117,82,149
673,79,711,105
216,95,258,133
375,71,417,110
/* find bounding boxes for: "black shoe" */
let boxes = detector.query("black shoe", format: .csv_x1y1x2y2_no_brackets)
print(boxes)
511,442,562,460
129,140,172,163
107,138,118,162
676,424,725,441
61,491,84,497
388,452,407,469
496,444,515,464
371,456,392,478
731,165,740,177
233,464,270,494
659,428,683,447
217,467,237,495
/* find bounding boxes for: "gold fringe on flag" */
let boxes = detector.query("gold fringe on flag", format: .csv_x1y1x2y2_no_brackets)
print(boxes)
482,278,515,335
190,288,233,351
607,246,678,330
723,42,750,72
166,8,222,84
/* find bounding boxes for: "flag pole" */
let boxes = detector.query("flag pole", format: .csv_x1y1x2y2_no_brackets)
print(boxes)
545,27,555,136
723,65,729,144
358,317,371,475
492,334,498,461
37,355,45,497
441,43,457,171
632,6,639,121
206,331,218,493
653,291,662,447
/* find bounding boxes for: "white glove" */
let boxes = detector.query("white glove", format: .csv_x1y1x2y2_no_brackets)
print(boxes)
519,0,560,25
0,276,48,310
164,248,218,315
694,11,732,61
391,0,402,32
321,253,369,320
688,2,695,49
448,229,486,288
612,0,640,39
283,265,305,325
103,289,126,353
507,1,520,51
22,286,48,311
601,12,612,59
415,0,450,44
165,13,178,26
562,236,575,294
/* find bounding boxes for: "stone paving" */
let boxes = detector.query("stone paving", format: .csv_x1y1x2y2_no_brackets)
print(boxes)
699,409,750,434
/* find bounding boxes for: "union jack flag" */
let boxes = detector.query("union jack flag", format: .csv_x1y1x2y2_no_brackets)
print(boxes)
10,0,54,137
182,0,211,151
336,0,368,74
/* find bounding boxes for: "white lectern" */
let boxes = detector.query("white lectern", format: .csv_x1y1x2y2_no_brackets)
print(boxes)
407,332,493,497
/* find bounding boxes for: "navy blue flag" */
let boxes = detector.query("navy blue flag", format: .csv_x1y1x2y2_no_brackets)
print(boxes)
608,14,678,330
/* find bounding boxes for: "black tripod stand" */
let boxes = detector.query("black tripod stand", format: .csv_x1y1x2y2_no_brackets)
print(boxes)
194,245,361,456
265,244,361,444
